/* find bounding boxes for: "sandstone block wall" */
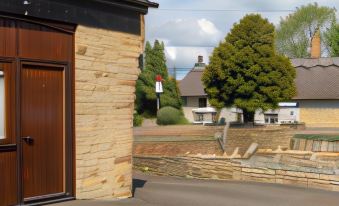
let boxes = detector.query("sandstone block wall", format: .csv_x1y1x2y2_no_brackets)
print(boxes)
75,24,143,199
299,100,339,127
133,141,223,156
134,154,339,192
225,127,296,155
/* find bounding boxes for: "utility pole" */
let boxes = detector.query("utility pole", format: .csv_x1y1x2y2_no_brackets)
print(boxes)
173,65,177,80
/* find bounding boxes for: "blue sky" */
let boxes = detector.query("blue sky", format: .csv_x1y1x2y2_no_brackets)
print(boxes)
145,0,339,74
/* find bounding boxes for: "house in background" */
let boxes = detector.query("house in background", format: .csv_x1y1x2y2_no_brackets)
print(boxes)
179,56,339,127
0,1,158,205
179,56,239,124
254,32,339,127
178,56,244,124
290,57,339,127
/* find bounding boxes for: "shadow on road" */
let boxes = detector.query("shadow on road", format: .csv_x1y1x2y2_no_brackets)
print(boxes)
132,178,147,196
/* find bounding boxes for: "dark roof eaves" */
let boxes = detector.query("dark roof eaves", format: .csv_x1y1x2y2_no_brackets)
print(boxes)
181,94,207,97
293,98,339,100
291,57,339,68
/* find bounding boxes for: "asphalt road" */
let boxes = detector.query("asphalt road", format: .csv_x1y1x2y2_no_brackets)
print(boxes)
54,173,339,206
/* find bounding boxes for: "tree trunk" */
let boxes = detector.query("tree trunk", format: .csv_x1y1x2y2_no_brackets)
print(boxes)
215,108,222,124
243,109,255,124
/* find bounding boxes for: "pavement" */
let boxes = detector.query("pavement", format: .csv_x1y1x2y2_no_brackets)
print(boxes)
54,172,339,206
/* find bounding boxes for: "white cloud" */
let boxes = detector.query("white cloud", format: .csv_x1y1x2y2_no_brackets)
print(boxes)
197,18,219,35
165,47,213,68
146,0,339,70
148,18,223,47
165,47,177,61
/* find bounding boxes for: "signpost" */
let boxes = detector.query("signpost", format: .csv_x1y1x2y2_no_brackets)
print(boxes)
155,75,163,111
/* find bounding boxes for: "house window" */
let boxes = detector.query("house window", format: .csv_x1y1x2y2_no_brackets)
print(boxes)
264,114,278,124
0,70,5,139
182,97,187,106
197,114,204,121
198,98,207,108
290,111,294,116
237,113,242,123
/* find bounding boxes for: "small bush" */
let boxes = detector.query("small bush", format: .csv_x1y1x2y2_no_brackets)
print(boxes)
177,116,190,125
157,106,183,125
133,113,143,127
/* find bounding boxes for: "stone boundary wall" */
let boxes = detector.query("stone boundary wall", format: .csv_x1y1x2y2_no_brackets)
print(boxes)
134,154,339,192
225,127,297,155
133,140,223,156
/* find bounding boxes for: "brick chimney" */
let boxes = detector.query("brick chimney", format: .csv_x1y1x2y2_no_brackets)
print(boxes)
198,55,203,63
311,29,321,58
194,55,206,69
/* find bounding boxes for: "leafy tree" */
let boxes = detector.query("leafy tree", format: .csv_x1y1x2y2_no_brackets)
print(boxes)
136,40,182,117
202,14,296,123
325,23,339,57
276,3,336,58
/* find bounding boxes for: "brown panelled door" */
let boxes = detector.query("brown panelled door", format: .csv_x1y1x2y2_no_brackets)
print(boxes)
0,15,74,205
21,65,65,200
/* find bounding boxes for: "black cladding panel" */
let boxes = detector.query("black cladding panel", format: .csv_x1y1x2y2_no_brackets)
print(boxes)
0,0,142,35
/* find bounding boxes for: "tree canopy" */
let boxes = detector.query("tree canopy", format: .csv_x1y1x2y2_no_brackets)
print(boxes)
135,40,182,117
202,14,296,123
325,23,339,57
276,3,336,58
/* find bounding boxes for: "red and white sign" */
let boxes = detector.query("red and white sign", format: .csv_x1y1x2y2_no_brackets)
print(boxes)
155,75,163,93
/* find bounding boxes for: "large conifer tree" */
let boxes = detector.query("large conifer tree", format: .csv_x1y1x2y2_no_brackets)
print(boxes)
136,40,182,116
202,14,296,123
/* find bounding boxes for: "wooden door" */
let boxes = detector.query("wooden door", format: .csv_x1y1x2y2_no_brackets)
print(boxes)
0,16,74,205
21,64,65,200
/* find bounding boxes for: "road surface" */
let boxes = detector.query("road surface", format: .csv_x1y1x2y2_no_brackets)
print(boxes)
54,172,339,206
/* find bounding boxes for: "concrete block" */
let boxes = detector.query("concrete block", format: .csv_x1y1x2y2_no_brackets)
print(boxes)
243,143,259,159
299,139,306,151
305,140,314,151
328,142,335,152
335,142,339,152
312,141,321,152
320,141,329,152
293,138,300,150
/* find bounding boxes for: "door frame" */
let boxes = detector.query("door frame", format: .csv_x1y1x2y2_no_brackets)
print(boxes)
17,59,75,205
0,14,76,205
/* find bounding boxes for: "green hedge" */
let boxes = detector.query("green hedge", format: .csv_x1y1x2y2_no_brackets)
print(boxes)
133,113,143,127
157,106,187,125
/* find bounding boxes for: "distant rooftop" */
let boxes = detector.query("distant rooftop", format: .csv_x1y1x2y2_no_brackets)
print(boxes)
179,57,339,100
179,56,207,96
292,57,339,100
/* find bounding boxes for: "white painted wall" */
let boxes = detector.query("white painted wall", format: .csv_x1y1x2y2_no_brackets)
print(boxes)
184,96,209,107
254,107,300,124
183,96,240,123
219,107,241,122
182,96,301,124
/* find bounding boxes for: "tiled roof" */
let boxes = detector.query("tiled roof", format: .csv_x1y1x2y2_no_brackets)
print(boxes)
292,57,339,100
179,69,206,96
179,57,339,100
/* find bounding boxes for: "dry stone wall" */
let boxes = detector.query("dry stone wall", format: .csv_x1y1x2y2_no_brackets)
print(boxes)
225,127,296,155
134,141,223,156
134,154,339,192
75,23,143,199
